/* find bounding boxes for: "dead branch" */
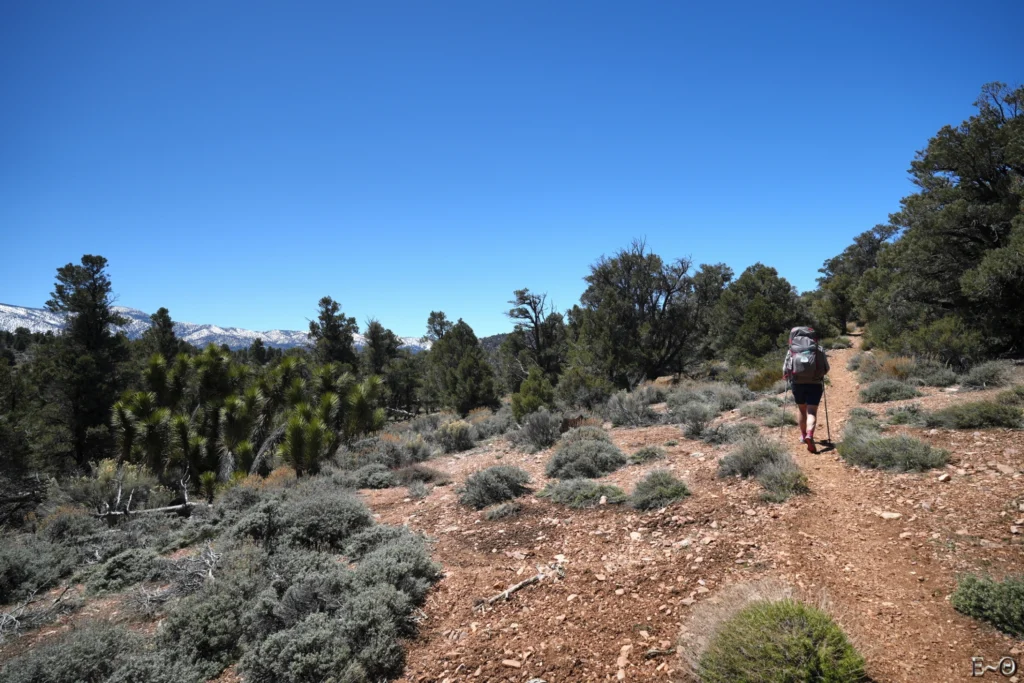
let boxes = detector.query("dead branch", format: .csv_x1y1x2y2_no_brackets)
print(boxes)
386,407,417,418
477,574,543,608
92,502,198,519
644,647,675,659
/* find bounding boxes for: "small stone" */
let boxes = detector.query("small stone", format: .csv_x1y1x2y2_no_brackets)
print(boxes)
1011,526,1021,535
937,473,950,482
595,574,607,581
502,659,522,668
879,512,902,520
630,531,642,541
744,509,756,516
615,588,625,596
899,532,912,539
996,464,1016,475
681,597,696,606
599,495,608,505
567,594,578,602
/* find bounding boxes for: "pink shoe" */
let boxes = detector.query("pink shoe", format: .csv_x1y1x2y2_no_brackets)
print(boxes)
806,436,817,454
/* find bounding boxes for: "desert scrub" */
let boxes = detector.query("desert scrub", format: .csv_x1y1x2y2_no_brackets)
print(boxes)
677,402,720,438
886,403,926,425
763,408,798,427
951,574,1024,637
282,492,376,552
88,547,162,593
925,401,1023,429
699,422,760,445
860,379,922,403
668,383,752,414
698,599,865,683
604,390,658,427
630,470,690,510
0,621,148,683
483,501,522,520
960,361,1013,391
434,419,476,453
560,424,611,445
546,438,627,479
757,461,810,503
630,445,666,463
0,534,78,603
839,433,948,472
539,479,627,509
393,463,450,486
739,399,782,418
407,480,429,499
348,462,398,489
822,336,852,349
718,437,808,502
509,408,561,452
458,466,531,509
999,385,1024,406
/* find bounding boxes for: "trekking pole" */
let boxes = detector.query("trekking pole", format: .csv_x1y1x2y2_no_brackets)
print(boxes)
822,382,831,444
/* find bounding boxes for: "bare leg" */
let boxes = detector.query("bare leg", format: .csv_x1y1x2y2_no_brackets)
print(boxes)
806,405,818,437
797,404,808,440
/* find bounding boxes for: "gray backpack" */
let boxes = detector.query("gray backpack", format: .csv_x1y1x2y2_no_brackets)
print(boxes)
787,327,827,383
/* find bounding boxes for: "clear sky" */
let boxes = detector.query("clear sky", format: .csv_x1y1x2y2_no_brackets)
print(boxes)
2,1,1021,338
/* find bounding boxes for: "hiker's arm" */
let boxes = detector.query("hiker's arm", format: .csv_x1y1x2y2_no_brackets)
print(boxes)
782,352,792,379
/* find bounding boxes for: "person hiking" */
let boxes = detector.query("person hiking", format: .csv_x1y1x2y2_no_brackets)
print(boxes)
783,326,829,453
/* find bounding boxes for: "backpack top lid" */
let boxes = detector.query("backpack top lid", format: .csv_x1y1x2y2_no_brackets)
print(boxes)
789,326,818,344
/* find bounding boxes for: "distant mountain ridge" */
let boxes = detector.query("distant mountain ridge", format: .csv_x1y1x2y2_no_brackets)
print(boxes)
0,303,430,352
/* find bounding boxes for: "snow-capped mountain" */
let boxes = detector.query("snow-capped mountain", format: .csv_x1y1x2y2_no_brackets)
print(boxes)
0,303,430,352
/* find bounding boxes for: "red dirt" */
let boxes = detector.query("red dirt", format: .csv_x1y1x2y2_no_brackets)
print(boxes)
364,338,1024,682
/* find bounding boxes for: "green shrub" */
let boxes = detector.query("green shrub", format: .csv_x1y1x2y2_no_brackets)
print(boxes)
0,622,142,683
484,501,522,520
0,534,77,603
546,439,627,479
746,366,783,392
739,400,782,418
283,492,375,552
393,463,449,486
847,407,877,422
913,360,958,387
630,470,690,510
697,599,865,683
555,364,615,409
961,361,1014,391
407,481,429,499
859,379,922,403
240,612,370,683
926,401,1023,429
678,402,720,438
668,383,752,414
38,508,105,546
341,526,415,561
698,422,760,445
846,354,862,371
435,420,476,453
509,408,561,452
757,460,810,503
999,385,1024,406
635,384,668,404
88,548,160,593
560,424,611,445
886,403,926,425
605,390,658,427
718,437,788,478
839,413,950,472
352,538,441,603
346,463,397,489
539,479,627,508
822,337,852,349
951,574,1024,638
510,367,556,421
763,408,798,427
459,466,531,509
470,405,516,438
630,445,665,463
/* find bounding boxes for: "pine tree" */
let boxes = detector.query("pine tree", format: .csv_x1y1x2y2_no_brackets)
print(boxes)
307,296,358,367
427,319,498,415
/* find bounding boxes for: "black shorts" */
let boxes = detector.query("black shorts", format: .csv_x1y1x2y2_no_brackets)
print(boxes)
791,382,823,406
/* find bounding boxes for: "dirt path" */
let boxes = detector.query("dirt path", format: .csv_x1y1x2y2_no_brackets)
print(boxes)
364,338,1024,682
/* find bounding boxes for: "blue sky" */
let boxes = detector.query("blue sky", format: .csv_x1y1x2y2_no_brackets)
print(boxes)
2,1,1022,338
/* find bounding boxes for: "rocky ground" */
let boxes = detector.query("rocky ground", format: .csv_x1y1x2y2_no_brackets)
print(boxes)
365,339,1024,683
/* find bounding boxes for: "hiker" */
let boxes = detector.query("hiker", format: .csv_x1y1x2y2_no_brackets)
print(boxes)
783,326,829,453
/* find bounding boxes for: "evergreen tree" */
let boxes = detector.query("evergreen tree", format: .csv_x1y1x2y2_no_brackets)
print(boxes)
570,240,699,387
712,263,801,361
44,255,129,467
427,319,498,415
500,289,568,390
362,318,401,376
422,311,453,343
307,296,358,367
140,307,181,362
